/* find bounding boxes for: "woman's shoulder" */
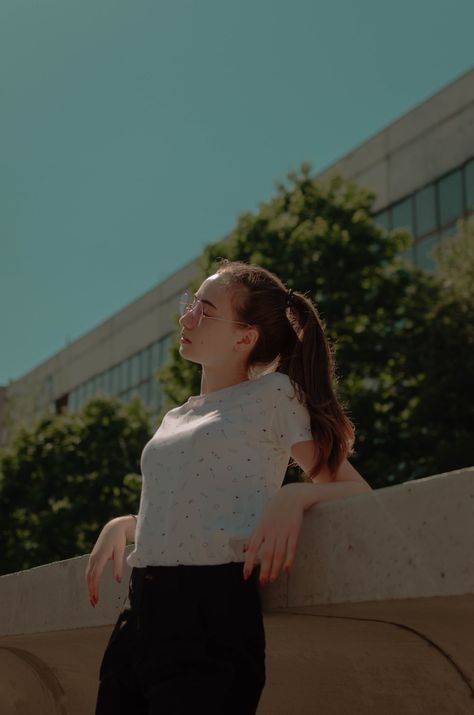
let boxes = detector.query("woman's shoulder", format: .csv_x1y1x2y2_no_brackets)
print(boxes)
254,370,300,399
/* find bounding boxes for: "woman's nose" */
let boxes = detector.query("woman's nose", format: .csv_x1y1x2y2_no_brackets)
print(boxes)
179,311,197,329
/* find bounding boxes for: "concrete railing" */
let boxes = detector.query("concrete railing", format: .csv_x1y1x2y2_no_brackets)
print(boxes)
1,467,473,714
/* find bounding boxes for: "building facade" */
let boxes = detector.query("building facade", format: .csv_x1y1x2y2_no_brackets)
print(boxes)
1,68,473,447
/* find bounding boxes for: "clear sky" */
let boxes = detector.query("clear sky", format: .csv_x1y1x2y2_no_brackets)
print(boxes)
1,0,473,385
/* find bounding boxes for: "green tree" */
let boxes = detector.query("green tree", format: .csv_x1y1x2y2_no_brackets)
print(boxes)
432,216,474,312
158,163,474,488
0,395,151,576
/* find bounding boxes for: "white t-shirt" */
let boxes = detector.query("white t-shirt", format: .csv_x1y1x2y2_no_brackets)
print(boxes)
126,370,314,567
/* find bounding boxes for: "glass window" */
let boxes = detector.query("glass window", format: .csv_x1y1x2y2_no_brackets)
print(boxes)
76,383,85,406
415,184,437,236
130,353,140,386
138,382,149,405
398,245,414,265
120,360,131,392
151,341,162,370
96,373,106,393
391,197,414,234
373,210,390,230
140,346,152,382
414,233,440,273
69,389,78,412
465,160,474,211
438,169,463,226
161,335,173,365
440,224,458,240
109,364,120,393
129,385,140,401
104,372,112,392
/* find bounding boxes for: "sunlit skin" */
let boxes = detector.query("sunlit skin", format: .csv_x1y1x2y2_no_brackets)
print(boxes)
178,273,259,396
179,273,372,586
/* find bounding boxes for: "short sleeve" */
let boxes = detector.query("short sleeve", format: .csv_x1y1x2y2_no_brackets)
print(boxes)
270,373,314,451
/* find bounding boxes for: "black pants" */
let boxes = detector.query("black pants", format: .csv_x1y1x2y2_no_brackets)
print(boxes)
95,562,266,714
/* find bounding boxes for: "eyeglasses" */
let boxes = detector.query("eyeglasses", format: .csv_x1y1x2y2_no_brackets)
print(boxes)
178,290,253,329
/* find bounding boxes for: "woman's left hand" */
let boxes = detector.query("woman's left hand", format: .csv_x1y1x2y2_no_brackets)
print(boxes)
242,483,307,585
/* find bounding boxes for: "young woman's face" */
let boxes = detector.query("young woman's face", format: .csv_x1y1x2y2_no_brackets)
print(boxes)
178,274,257,369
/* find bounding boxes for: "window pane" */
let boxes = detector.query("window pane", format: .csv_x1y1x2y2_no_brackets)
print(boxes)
69,389,78,411
76,384,85,406
130,353,140,386
415,185,437,236
438,170,463,226
440,224,458,240
120,360,131,391
391,198,414,234
109,364,119,393
465,160,474,211
138,382,149,405
140,346,152,382
161,335,173,365
414,233,440,273
151,341,162,371
129,385,140,401
398,244,414,264
373,210,390,230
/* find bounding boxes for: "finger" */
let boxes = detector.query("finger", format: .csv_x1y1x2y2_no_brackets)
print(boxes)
113,544,125,583
269,534,289,582
88,560,104,602
283,531,298,575
258,535,277,584
243,533,263,579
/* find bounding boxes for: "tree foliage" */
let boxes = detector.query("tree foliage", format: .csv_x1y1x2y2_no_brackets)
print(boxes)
0,396,151,575
432,216,474,312
159,163,474,488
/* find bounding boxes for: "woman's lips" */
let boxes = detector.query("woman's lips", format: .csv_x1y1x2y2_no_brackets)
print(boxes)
180,336,192,343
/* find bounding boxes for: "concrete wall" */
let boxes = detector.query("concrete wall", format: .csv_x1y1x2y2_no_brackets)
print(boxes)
1,466,473,713
317,67,474,211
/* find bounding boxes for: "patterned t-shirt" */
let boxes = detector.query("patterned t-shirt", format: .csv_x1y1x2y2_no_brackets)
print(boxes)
126,370,314,567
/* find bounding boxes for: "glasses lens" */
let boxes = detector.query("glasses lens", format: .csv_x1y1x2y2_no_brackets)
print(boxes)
179,291,191,316
179,291,202,326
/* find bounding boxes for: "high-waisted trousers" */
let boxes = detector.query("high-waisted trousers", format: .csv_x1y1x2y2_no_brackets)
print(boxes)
95,562,266,715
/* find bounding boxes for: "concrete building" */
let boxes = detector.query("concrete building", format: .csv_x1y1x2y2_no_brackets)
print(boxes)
1,67,473,447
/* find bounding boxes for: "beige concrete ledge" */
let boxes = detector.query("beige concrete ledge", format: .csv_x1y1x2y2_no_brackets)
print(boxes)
1,466,473,713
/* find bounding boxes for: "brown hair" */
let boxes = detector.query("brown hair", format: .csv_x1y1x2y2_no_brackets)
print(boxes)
214,258,356,482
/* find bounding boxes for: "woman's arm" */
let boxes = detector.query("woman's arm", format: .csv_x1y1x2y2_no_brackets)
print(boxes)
112,514,137,544
291,440,371,487
285,479,372,511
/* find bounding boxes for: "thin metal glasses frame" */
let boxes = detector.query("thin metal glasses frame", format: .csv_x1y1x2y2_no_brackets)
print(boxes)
178,290,253,328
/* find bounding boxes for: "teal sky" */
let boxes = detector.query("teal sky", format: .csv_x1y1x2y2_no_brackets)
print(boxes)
1,0,473,385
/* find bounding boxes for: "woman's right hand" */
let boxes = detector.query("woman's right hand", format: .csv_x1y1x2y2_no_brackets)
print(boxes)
85,518,128,608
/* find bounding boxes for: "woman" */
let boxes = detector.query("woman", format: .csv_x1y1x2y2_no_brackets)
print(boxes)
86,259,371,714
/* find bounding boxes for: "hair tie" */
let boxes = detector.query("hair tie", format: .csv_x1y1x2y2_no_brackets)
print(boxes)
286,288,294,307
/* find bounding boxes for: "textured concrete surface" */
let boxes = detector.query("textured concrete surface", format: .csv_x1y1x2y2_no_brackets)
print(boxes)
0,466,473,713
